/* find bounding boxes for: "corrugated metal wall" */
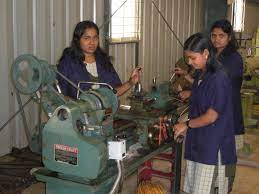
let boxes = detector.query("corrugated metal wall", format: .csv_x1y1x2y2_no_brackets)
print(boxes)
0,0,13,156
0,0,104,155
0,0,204,155
110,0,204,101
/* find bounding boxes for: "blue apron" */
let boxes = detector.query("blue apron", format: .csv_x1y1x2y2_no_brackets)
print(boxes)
185,69,237,165
57,53,122,99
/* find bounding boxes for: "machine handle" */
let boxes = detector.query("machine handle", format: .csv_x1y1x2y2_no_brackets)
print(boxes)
76,81,117,99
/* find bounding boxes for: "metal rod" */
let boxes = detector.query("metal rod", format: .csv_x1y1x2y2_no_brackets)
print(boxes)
169,73,176,82
48,85,66,103
98,0,128,30
135,42,139,68
0,97,33,133
16,92,32,144
76,81,115,99
54,69,86,95
152,1,183,48
179,105,189,117
37,89,42,144
172,140,183,194
170,96,183,103
103,0,111,53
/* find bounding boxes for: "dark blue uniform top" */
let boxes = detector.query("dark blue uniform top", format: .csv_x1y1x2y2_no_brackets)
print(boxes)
218,48,244,135
185,69,237,165
57,53,122,99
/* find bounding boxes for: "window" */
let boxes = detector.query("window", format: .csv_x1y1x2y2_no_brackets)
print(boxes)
231,0,246,32
110,0,141,43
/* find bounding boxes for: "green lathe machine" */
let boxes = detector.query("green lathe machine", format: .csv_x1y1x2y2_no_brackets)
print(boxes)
11,54,185,194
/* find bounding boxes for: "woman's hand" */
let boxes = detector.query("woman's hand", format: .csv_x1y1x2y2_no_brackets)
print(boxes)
116,67,142,96
174,67,187,75
173,122,188,140
179,90,191,101
174,67,194,84
129,67,142,85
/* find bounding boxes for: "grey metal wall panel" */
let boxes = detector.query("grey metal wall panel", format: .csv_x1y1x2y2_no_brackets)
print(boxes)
81,0,94,21
111,0,204,94
52,0,66,64
109,43,136,104
35,0,51,61
140,0,204,89
66,0,81,46
96,0,104,47
244,2,259,36
12,0,35,148
14,0,33,56
0,0,97,152
0,0,13,156
0,0,204,152
140,0,152,90
162,0,172,81
163,0,171,81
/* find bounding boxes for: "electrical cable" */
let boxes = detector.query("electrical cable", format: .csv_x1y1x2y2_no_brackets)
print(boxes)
109,160,122,194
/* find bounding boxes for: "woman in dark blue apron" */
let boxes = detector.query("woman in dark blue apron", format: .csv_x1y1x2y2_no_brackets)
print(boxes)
57,20,141,99
210,19,244,193
211,19,244,148
174,33,236,194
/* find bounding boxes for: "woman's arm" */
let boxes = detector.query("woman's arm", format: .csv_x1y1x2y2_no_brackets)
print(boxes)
116,80,134,96
179,90,192,101
174,72,229,139
174,108,219,139
116,67,142,96
57,59,70,96
184,74,195,84
174,67,194,84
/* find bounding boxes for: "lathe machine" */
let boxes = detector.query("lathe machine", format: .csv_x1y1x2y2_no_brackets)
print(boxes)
10,54,185,194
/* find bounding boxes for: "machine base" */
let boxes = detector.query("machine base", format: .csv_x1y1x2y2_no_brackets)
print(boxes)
33,168,116,194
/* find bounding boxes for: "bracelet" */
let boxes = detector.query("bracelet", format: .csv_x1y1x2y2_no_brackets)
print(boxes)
186,120,191,129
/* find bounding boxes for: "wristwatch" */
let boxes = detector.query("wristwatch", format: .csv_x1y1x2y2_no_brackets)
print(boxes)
186,120,191,129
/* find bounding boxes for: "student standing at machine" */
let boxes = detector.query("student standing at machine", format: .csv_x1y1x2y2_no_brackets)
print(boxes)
57,20,141,99
210,19,245,149
210,19,244,193
173,33,237,194
174,20,244,193
174,19,244,150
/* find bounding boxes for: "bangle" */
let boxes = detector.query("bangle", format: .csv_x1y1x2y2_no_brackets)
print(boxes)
186,120,191,129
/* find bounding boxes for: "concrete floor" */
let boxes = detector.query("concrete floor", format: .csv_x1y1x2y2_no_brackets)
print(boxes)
231,128,259,194
21,128,259,194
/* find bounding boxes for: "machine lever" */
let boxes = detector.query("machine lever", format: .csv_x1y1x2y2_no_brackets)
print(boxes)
76,81,116,99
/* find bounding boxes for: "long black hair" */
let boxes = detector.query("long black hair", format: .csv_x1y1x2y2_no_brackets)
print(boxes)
210,19,239,55
184,33,221,73
59,20,113,71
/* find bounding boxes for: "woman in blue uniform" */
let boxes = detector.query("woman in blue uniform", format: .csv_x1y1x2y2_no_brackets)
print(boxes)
211,19,244,149
174,33,237,194
210,19,244,193
57,20,141,99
